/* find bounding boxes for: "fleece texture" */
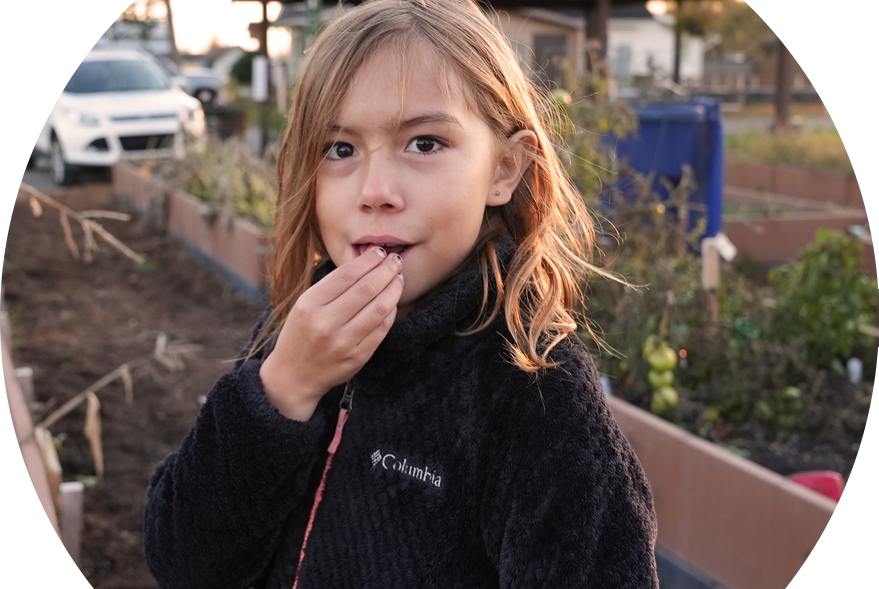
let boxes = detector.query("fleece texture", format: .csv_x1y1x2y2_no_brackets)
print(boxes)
143,245,659,589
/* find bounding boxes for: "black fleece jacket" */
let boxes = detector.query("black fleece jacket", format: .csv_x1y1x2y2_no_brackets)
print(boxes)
143,247,659,589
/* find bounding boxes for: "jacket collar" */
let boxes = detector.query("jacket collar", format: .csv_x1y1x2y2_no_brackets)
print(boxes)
314,237,515,392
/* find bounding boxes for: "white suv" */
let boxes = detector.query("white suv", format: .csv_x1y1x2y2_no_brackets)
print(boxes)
34,48,205,185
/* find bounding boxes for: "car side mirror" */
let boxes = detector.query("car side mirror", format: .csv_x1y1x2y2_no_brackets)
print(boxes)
30,84,52,100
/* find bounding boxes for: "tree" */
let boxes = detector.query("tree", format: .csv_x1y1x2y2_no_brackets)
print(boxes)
668,0,721,84
703,0,773,62
86,0,177,50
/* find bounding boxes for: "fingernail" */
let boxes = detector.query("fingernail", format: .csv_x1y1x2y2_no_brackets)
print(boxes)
393,254,403,264
375,247,386,258
397,272,404,281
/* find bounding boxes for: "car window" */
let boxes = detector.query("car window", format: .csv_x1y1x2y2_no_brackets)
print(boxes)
65,59,171,93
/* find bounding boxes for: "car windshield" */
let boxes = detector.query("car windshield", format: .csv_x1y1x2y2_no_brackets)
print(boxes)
64,59,170,93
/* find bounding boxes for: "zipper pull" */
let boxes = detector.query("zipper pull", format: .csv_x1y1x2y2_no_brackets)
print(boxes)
340,380,354,412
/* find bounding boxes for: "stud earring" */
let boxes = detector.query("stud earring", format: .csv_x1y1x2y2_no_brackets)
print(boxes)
495,191,500,196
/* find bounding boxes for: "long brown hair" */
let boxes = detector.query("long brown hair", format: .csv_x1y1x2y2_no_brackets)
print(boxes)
254,0,602,372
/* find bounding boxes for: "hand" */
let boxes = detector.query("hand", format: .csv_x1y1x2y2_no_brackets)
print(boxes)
259,247,404,420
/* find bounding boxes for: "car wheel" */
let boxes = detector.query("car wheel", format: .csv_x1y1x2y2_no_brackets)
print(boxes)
9,127,35,170
195,88,216,105
51,137,76,186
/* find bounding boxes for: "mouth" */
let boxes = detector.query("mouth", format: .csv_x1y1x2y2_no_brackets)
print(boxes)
355,242,413,257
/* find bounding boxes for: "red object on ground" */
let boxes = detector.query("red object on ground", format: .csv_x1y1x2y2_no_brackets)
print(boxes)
789,471,844,502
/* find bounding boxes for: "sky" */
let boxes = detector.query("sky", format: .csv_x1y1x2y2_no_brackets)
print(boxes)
22,0,879,56
127,0,292,56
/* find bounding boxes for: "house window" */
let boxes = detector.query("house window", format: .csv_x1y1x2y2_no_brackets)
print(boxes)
533,34,568,88
610,44,632,86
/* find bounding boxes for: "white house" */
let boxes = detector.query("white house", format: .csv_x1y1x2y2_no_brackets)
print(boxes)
272,3,703,95
607,5,704,87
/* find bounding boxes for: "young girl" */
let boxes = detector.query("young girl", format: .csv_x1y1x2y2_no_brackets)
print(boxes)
144,0,658,587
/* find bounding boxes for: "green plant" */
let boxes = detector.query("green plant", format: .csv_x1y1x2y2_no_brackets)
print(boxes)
725,129,853,174
551,70,639,205
152,137,278,230
767,229,879,368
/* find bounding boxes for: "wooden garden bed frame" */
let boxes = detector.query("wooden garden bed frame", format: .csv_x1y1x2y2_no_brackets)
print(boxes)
112,162,272,300
608,395,836,589
109,160,843,589
722,175,873,276
0,284,78,589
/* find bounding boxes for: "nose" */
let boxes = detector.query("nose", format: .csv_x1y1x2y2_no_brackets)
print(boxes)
357,149,405,212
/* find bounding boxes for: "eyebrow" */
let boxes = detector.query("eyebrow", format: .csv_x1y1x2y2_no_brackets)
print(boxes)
328,112,463,137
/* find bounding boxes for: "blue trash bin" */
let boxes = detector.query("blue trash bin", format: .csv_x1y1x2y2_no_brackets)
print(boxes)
608,97,724,238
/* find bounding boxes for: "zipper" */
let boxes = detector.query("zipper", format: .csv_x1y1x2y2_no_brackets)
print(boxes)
339,379,355,412
292,380,354,588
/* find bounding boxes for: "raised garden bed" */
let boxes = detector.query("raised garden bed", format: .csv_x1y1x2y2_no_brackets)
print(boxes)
109,160,852,589
4,183,268,587
111,161,272,300
609,395,836,589
723,184,874,276
724,160,862,210
0,284,71,589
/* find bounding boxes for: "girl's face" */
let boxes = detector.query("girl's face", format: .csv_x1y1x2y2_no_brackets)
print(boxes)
315,45,515,316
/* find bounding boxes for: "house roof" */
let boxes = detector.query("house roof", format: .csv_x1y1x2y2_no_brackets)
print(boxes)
274,1,651,34
296,0,649,9
795,16,879,45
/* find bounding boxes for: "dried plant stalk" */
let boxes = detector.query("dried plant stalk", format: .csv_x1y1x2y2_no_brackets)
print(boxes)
28,196,43,217
120,363,134,405
83,393,104,479
79,211,131,221
23,334,202,441
59,211,81,260
82,222,98,263
33,426,62,514
19,183,146,264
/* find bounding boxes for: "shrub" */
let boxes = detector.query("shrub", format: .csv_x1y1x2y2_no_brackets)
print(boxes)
151,137,278,230
767,229,879,368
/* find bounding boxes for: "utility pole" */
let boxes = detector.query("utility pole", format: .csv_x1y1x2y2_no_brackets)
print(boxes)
585,0,610,74
162,0,181,65
235,0,273,154
672,0,686,84
774,39,793,132
258,0,270,153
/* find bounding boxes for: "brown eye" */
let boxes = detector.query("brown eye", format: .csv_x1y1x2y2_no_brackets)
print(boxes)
326,142,356,160
414,138,436,152
406,136,445,154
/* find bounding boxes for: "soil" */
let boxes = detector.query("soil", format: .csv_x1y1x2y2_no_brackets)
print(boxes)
2,178,872,587
4,181,264,588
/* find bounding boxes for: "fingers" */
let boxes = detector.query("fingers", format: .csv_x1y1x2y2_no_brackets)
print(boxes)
350,270,404,348
315,250,404,323
311,246,392,304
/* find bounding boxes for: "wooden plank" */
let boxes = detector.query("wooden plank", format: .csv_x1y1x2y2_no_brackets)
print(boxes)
60,481,84,566
0,338,71,589
0,310,12,348
607,395,835,589
15,366,34,405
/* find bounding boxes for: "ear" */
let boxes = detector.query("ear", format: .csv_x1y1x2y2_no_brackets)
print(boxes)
487,129,538,206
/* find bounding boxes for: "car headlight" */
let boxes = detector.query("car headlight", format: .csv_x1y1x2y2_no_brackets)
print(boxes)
60,108,100,127
182,108,206,135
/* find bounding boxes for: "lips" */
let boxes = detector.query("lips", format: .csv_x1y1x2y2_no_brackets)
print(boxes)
356,242,411,256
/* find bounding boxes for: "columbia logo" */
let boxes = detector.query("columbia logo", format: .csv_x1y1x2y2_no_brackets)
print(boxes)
370,449,443,488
